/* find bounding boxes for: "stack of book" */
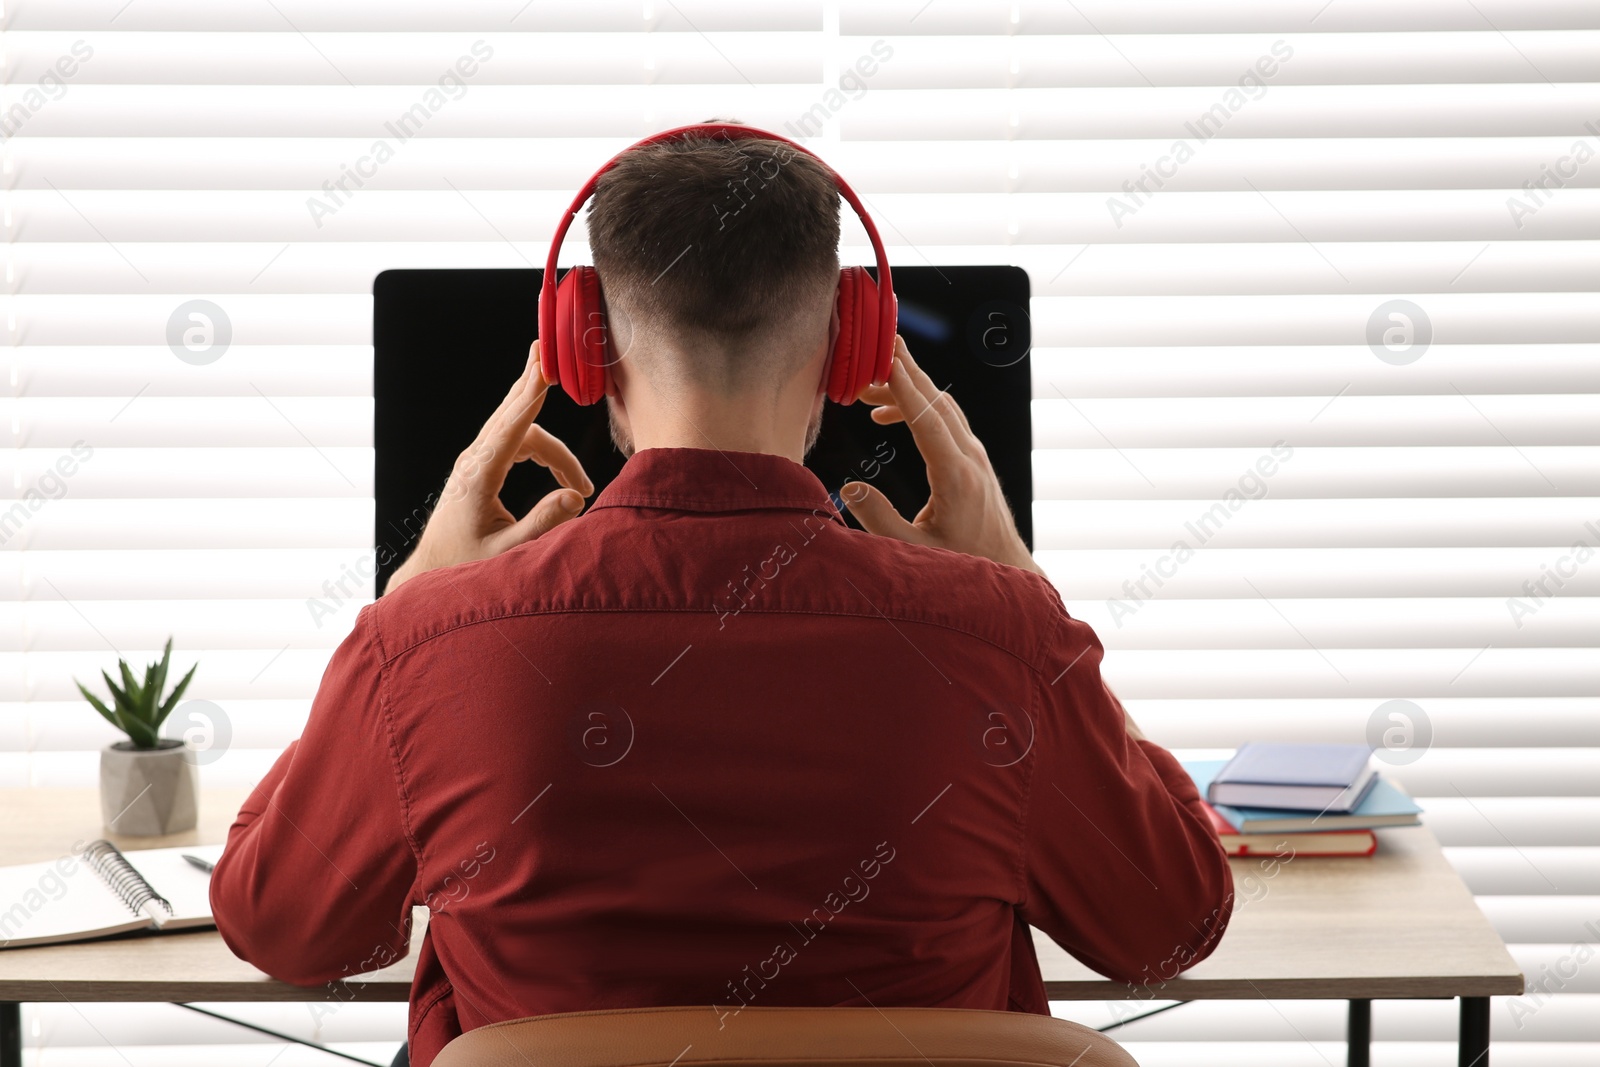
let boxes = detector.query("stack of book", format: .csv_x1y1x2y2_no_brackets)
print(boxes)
1183,743,1422,857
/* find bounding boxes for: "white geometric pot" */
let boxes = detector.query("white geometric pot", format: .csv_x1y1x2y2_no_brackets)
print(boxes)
100,739,198,837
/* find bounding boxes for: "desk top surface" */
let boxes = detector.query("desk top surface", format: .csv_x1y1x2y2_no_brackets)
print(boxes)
0,787,1523,1002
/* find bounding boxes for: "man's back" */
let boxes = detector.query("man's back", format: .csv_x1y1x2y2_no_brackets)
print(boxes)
211,448,1231,1066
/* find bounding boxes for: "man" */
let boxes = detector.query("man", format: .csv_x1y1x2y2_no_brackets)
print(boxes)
211,132,1232,1066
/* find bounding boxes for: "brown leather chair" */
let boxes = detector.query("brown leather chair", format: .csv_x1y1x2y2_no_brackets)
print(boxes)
433,1005,1138,1067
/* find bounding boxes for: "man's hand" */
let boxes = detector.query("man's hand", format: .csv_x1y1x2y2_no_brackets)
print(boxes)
842,335,1043,577
385,342,594,594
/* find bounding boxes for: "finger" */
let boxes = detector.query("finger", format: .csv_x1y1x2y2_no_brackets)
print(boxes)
486,486,585,555
884,351,964,469
857,381,905,424
894,336,982,459
532,339,550,386
890,337,954,429
840,481,924,543
497,354,551,446
858,381,895,405
481,340,543,429
515,424,595,495
478,346,554,486
889,340,992,469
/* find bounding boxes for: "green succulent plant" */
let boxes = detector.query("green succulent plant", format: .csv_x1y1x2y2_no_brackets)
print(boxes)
75,639,197,749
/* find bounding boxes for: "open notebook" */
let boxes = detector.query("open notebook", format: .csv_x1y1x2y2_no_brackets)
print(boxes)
0,841,223,949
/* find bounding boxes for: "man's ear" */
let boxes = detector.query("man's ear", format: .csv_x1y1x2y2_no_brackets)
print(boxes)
606,353,627,399
599,290,632,368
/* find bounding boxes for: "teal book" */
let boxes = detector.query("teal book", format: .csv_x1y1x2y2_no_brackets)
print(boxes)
1184,759,1422,834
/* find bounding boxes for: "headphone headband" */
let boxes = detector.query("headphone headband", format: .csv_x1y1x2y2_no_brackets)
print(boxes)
538,123,896,394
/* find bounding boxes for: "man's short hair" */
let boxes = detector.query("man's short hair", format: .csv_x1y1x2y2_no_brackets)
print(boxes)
587,131,841,392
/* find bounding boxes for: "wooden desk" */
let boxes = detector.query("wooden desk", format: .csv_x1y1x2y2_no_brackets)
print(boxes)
0,789,1522,1067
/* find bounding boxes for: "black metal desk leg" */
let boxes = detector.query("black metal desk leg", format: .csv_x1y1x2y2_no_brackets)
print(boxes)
1346,998,1371,1067
1459,996,1491,1067
1,1002,21,1067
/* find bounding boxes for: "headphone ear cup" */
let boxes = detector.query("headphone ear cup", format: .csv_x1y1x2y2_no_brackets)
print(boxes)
825,270,856,404
554,266,610,406
828,267,881,404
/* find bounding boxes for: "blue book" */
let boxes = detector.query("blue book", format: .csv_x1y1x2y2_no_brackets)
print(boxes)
1185,759,1422,834
1209,742,1377,812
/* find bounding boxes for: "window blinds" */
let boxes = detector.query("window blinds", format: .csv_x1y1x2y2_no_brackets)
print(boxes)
3,1,1596,1062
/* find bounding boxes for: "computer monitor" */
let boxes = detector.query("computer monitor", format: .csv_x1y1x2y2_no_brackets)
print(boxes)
372,266,1032,595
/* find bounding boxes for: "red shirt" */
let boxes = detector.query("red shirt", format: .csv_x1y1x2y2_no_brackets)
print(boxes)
212,447,1231,1066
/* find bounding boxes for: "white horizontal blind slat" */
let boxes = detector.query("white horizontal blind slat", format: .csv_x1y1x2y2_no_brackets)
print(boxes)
8,31,1600,86
14,138,1600,191
8,1,823,33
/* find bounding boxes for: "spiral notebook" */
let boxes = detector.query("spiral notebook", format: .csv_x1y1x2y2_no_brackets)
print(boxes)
0,841,222,949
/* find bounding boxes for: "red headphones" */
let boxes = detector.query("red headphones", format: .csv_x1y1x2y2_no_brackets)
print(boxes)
538,123,897,406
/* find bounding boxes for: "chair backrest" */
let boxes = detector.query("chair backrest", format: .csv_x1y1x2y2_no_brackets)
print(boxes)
433,1005,1139,1067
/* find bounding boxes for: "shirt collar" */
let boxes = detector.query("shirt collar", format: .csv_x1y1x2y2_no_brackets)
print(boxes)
588,446,847,526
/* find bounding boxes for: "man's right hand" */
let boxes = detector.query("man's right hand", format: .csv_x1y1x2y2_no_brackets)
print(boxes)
384,342,593,595
841,335,1043,577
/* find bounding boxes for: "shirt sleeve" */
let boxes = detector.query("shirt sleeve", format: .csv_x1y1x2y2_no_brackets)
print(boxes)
210,606,418,986
1020,604,1233,988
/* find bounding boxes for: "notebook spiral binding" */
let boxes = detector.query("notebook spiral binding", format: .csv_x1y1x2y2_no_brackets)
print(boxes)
83,839,173,919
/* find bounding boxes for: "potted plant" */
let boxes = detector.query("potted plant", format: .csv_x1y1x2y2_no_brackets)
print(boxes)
76,640,199,836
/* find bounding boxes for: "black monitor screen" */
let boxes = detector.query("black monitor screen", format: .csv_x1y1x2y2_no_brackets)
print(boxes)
372,266,1031,595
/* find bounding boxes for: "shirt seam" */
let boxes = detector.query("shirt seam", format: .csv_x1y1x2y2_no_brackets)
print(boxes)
410,979,455,1048
365,608,426,878
1015,615,1055,916
1017,652,1043,908
589,495,847,520
414,980,452,1016
376,604,1042,668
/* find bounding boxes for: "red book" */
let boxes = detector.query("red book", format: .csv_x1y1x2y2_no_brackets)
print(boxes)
1201,801,1377,858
